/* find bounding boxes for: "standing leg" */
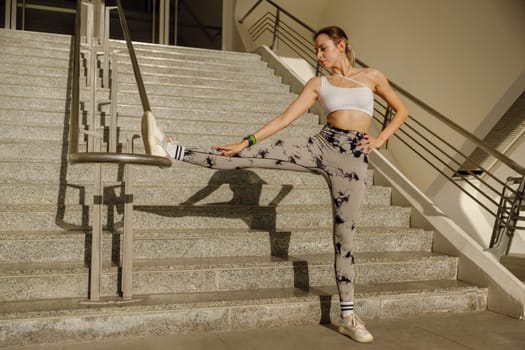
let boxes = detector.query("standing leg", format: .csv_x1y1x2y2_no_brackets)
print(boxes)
319,125,373,343
327,154,368,309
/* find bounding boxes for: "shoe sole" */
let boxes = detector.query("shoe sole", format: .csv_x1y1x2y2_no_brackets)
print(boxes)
141,111,169,158
338,325,374,343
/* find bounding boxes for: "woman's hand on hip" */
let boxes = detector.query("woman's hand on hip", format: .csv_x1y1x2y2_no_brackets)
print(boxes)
358,135,385,154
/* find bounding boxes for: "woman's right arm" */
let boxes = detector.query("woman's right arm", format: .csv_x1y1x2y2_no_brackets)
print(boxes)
213,77,320,156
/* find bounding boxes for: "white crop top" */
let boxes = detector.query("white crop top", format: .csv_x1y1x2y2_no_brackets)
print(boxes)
318,75,374,117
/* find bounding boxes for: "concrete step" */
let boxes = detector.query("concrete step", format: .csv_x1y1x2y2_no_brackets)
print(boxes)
0,91,290,116
0,160,335,186
116,60,278,82
0,45,71,61
0,227,432,264
0,28,72,45
0,52,70,70
116,89,294,110
0,108,318,127
0,30,260,71
118,82,294,104
0,52,280,91
122,40,265,64
0,31,262,65
114,105,320,125
0,84,105,101
0,280,487,348
0,60,71,77
0,31,265,68
0,95,72,112
121,71,289,93
0,252,457,301
0,203,411,232
0,181,390,207
0,84,292,112
0,72,71,87
0,122,323,152
125,51,270,73
0,42,265,72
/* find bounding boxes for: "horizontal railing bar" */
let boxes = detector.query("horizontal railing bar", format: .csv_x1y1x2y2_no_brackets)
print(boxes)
374,101,515,193
70,151,172,167
264,0,316,33
250,17,275,40
389,128,499,217
390,121,501,212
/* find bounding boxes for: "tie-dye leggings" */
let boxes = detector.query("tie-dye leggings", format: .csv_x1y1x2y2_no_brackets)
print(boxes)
180,123,368,304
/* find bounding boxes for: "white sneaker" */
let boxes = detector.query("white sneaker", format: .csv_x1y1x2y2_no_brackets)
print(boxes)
338,315,374,343
141,111,172,157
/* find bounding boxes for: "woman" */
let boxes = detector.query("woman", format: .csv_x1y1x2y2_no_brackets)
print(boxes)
143,25,408,343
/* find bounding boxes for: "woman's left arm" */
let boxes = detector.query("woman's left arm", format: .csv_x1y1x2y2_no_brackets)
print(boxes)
359,69,408,153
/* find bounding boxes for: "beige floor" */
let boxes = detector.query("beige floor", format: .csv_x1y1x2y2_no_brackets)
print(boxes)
12,311,525,350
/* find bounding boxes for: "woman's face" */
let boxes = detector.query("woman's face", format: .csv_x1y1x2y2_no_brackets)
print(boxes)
315,34,342,69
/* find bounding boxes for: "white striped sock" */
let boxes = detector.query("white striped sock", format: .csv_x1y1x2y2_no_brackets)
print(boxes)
165,142,185,161
341,301,354,317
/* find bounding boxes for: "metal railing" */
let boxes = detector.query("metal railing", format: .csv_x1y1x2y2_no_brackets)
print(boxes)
70,0,170,302
239,0,525,259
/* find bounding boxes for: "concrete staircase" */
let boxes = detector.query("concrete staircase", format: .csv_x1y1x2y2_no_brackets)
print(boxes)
0,29,487,348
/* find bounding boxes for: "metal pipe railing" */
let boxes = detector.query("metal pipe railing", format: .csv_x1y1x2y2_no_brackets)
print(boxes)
70,0,171,167
239,0,525,259
70,0,171,302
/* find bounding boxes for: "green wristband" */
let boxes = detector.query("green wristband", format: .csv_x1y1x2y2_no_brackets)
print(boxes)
244,134,257,146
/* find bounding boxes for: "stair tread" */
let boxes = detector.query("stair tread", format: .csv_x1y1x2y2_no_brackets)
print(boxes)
0,203,408,211
0,252,453,276
0,226,426,240
0,279,484,319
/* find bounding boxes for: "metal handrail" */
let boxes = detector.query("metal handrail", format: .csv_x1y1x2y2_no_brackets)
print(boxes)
69,0,171,168
239,0,525,258
69,0,171,302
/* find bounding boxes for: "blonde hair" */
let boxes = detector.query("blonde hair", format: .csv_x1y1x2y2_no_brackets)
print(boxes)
314,26,356,66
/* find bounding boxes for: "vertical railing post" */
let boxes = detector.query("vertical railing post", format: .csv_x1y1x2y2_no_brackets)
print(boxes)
102,5,117,88
5,0,17,30
89,137,104,301
159,0,170,45
21,0,27,30
488,176,525,259
270,8,280,51
121,139,135,300
108,49,119,153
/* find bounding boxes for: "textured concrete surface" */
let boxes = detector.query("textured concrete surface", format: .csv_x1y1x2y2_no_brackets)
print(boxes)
8,311,525,350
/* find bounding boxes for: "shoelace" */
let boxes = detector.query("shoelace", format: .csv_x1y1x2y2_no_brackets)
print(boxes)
344,315,366,329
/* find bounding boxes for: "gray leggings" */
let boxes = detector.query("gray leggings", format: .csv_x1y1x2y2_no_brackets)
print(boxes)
181,123,369,303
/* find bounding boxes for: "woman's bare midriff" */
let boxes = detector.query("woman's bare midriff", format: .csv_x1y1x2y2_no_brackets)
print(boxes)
326,110,372,133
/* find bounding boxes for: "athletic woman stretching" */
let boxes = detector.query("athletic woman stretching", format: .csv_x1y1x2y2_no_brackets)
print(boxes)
142,26,408,343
